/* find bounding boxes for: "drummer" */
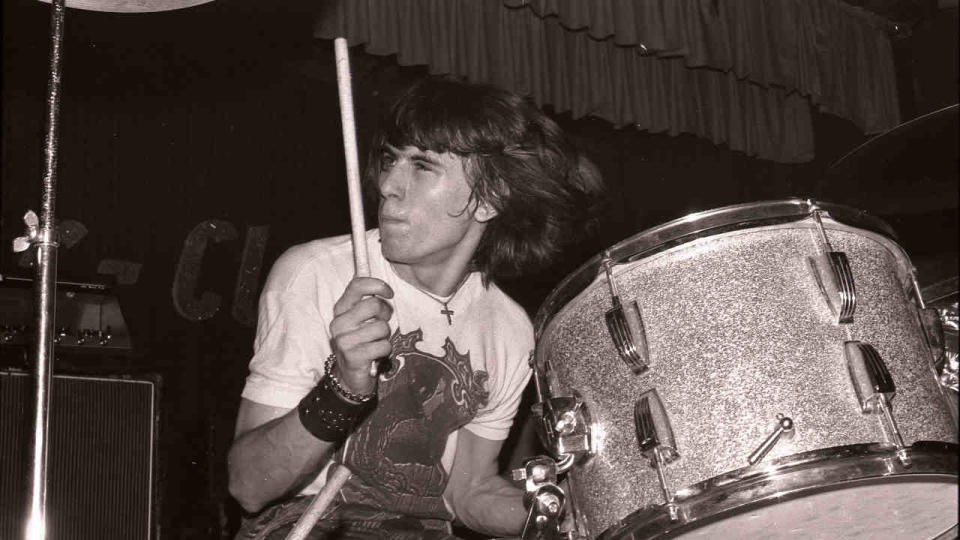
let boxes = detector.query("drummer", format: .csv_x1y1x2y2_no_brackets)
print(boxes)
227,77,603,539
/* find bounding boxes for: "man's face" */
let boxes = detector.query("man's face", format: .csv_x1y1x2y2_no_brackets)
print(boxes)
377,144,488,269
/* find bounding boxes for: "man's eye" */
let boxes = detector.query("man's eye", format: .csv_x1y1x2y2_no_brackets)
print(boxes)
379,154,396,170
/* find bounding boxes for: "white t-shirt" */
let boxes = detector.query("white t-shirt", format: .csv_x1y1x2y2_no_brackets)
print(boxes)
241,229,533,518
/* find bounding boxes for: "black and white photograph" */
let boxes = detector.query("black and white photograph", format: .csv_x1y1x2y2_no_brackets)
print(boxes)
1,0,957,538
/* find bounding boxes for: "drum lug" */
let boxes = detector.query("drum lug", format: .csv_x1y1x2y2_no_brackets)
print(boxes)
635,389,679,464
806,204,857,324
602,253,650,374
635,389,683,519
844,341,911,466
845,341,895,414
531,393,592,466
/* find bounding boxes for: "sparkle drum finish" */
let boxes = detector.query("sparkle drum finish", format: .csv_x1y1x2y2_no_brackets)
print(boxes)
533,200,959,539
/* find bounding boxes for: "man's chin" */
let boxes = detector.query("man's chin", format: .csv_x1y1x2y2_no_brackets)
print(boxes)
379,238,412,264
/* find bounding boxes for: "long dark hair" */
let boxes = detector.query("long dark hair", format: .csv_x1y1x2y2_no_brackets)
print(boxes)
365,77,604,281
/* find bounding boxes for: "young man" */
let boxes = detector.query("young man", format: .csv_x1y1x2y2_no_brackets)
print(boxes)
228,77,601,539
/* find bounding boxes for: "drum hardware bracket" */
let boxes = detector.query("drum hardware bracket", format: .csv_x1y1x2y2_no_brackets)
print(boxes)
916,305,959,394
635,389,682,520
939,349,960,394
844,341,912,467
515,457,570,540
806,203,857,324
747,414,795,465
531,394,592,466
601,253,650,374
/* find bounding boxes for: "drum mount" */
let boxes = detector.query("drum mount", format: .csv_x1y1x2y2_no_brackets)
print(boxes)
514,367,594,539
515,456,568,540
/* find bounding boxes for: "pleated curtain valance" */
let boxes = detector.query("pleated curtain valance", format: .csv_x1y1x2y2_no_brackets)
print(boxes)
315,0,900,164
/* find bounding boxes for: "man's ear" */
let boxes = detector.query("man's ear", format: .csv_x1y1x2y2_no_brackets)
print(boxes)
473,199,498,223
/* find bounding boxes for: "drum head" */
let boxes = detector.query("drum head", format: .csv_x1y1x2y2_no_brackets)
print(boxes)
662,477,957,539
601,444,959,540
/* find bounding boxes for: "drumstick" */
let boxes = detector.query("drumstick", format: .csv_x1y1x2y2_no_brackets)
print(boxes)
284,464,352,540
284,37,366,540
336,37,369,278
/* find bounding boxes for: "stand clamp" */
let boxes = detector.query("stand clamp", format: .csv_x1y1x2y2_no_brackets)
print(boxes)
514,456,568,540
13,210,59,256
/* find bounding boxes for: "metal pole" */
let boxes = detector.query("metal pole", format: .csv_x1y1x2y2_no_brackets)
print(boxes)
25,0,66,538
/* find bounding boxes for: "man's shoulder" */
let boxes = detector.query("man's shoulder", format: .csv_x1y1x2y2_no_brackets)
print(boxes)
477,282,533,338
263,232,361,293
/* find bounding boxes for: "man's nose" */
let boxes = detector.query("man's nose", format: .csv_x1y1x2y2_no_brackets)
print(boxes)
378,163,407,199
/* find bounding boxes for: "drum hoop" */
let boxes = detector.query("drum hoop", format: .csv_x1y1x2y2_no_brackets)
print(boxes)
598,441,959,540
535,198,898,338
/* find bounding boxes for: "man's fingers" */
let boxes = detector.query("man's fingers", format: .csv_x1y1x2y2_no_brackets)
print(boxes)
333,278,394,316
336,340,393,390
329,277,394,386
351,341,392,365
332,320,391,358
351,319,392,344
335,338,392,382
330,297,392,336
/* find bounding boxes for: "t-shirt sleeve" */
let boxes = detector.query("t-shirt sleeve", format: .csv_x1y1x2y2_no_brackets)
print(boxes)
463,341,534,441
241,252,335,409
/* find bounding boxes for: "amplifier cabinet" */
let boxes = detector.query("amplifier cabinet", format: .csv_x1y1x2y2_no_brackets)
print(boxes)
0,371,159,539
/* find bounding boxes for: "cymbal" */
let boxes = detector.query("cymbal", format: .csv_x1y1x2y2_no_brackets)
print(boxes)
818,104,958,215
36,0,212,13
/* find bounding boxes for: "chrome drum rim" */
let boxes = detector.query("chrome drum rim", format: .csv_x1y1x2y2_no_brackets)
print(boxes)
599,442,959,540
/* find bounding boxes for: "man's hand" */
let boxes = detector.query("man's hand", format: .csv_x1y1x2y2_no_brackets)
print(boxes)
329,277,394,396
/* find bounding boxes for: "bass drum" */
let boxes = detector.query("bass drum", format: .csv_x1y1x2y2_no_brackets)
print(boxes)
533,199,958,539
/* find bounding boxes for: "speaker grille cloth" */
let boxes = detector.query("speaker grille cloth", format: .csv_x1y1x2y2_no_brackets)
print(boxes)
1,372,155,539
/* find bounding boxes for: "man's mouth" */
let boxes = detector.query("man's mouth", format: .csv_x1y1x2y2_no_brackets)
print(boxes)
379,210,405,222
379,214,408,229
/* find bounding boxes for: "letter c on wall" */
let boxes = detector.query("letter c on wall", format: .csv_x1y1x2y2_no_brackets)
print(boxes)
172,220,238,322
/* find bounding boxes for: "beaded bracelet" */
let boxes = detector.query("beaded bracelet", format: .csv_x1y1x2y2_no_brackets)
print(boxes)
297,375,376,442
323,353,377,403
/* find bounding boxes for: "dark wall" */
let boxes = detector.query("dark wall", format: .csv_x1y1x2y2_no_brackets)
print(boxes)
2,1,954,538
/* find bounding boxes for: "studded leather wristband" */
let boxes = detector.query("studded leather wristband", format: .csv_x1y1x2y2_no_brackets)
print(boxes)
297,375,376,442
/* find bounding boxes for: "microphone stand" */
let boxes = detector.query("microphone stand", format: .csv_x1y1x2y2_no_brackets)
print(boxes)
12,0,68,538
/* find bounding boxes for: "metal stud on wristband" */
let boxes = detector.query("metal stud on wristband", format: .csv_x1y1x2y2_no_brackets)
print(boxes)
324,353,377,403
297,376,374,442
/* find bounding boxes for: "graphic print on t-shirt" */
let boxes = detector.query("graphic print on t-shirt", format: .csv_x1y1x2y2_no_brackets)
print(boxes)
339,328,490,519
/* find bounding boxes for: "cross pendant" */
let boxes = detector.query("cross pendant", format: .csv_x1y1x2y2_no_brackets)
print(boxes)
440,303,454,325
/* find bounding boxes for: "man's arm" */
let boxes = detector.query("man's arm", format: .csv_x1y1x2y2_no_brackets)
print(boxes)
227,399,338,513
228,277,393,514
444,428,527,536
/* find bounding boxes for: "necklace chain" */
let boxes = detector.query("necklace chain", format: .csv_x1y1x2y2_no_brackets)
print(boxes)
408,274,470,325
